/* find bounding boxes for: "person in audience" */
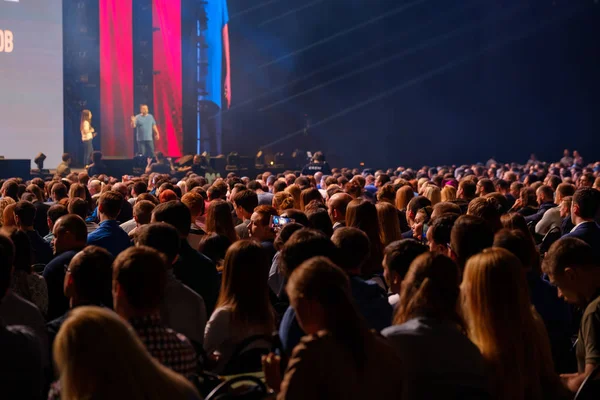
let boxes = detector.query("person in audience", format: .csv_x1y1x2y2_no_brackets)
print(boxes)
126,200,155,239
512,187,539,217
0,179,19,201
129,181,148,205
268,222,304,300
332,227,392,331
1,202,17,231
204,240,275,373
402,196,432,239
494,229,574,373
87,151,108,176
422,185,441,206
113,246,197,376
376,202,402,246
455,180,477,213
544,238,600,392
562,187,600,249
52,306,200,400
9,229,48,316
87,191,130,256
461,248,569,400
26,184,51,236
248,180,274,206
248,205,279,260
441,185,457,202
145,151,175,175
535,183,575,235
383,252,489,398
395,184,414,212
205,199,238,244
198,233,232,269
46,246,113,353
449,215,494,273
0,197,16,229
152,200,218,314
346,199,384,276
495,179,516,208
263,257,403,399
232,189,258,240
299,188,323,211
278,229,338,354
50,182,69,205
68,198,98,233
44,204,69,245
135,223,207,350
427,213,459,255
285,184,302,210
272,191,295,214
14,201,53,265
476,178,495,197
180,192,206,247
328,192,352,231
430,201,461,220
467,196,502,233
0,233,44,400
524,185,556,225
43,215,89,321
382,239,428,308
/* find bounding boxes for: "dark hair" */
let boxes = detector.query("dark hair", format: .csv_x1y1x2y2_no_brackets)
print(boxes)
273,180,287,193
0,234,15,297
383,239,428,278
14,201,36,227
68,198,88,220
537,185,554,202
113,246,167,310
132,181,148,197
331,227,370,272
556,183,575,199
198,233,232,266
459,180,477,199
91,151,103,164
152,201,191,237
307,209,333,238
232,190,259,214
69,246,113,306
135,223,181,264
429,214,459,247
280,209,309,227
573,187,600,220
273,222,304,251
62,153,72,163
280,229,337,278
407,196,432,218
300,188,323,211
467,197,502,233
51,183,68,200
494,229,541,275
217,240,275,330
2,180,19,201
394,253,463,328
478,178,495,195
55,214,89,243
450,215,494,269
48,204,69,224
432,201,461,216
519,187,537,208
543,237,596,276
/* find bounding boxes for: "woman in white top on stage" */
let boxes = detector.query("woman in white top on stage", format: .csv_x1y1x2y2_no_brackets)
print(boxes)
80,109,95,167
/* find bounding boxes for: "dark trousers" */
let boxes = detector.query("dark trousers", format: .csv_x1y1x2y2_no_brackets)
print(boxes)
82,140,93,166
138,140,155,157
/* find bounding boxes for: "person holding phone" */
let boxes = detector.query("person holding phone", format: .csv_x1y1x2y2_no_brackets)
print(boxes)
145,151,174,175
131,104,160,157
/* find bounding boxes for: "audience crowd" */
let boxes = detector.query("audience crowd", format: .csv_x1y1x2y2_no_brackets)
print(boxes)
1,148,600,399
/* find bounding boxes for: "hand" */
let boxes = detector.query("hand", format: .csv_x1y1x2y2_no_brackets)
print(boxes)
147,157,152,165
131,116,136,123
90,127,95,133
412,222,424,241
154,132,160,141
262,353,282,393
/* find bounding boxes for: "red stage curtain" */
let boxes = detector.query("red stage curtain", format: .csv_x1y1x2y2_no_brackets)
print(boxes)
99,0,134,157
153,0,183,157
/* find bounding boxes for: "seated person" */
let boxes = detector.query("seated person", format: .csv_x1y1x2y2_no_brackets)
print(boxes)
87,151,108,177
145,151,174,175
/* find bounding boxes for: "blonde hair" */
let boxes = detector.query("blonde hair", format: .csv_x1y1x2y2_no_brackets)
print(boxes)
272,191,295,212
54,306,198,400
376,202,401,246
461,248,567,400
0,197,16,227
422,185,441,206
395,185,414,211
417,178,429,194
285,184,302,210
441,185,456,202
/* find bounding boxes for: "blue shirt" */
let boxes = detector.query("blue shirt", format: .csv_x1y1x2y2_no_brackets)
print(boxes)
134,114,157,141
87,220,130,257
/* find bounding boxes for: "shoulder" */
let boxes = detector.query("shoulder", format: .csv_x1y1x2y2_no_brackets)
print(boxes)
208,306,233,324
583,296,600,321
291,331,336,358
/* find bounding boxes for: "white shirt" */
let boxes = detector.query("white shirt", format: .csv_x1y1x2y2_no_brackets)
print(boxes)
81,120,93,141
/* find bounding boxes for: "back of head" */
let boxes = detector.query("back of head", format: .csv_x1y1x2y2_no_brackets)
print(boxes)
68,246,113,305
395,252,461,326
407,196,432,219
152,201,191,237
484,193,509,215
133,200,156,225
273,222,304,251
459,180,477,200
346,199,379,234
48,204,69,224
135,223,181,264
300,187,323,211
54,306,195,400
55,214,89,245
493,229,540,274
467,197,502,233
450,215,494,269
280,228,337,278
158,189,178,203
432,201,461,219
429,214,459,248
376,202,401,246
206,199,236,242
113,246,168,311
307,208,333,238
573,187,600,220
2,180,19,201
383,239,428,279
500,212,530,238
272,191,295,211
198,233,231,266
98,191,123,220
14,201,36,227
68,198,89,220
478,178,495,195
52,183,68,200
423,185,441,206
232,189,258,214
331,227,370,273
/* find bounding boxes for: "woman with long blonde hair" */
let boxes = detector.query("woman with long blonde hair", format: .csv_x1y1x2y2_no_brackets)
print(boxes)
53,306,200,400
461,248,569,400
376,202,401,246
395,185,414,211
423,184,441,206
285,184,302,210
441,185,457,202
